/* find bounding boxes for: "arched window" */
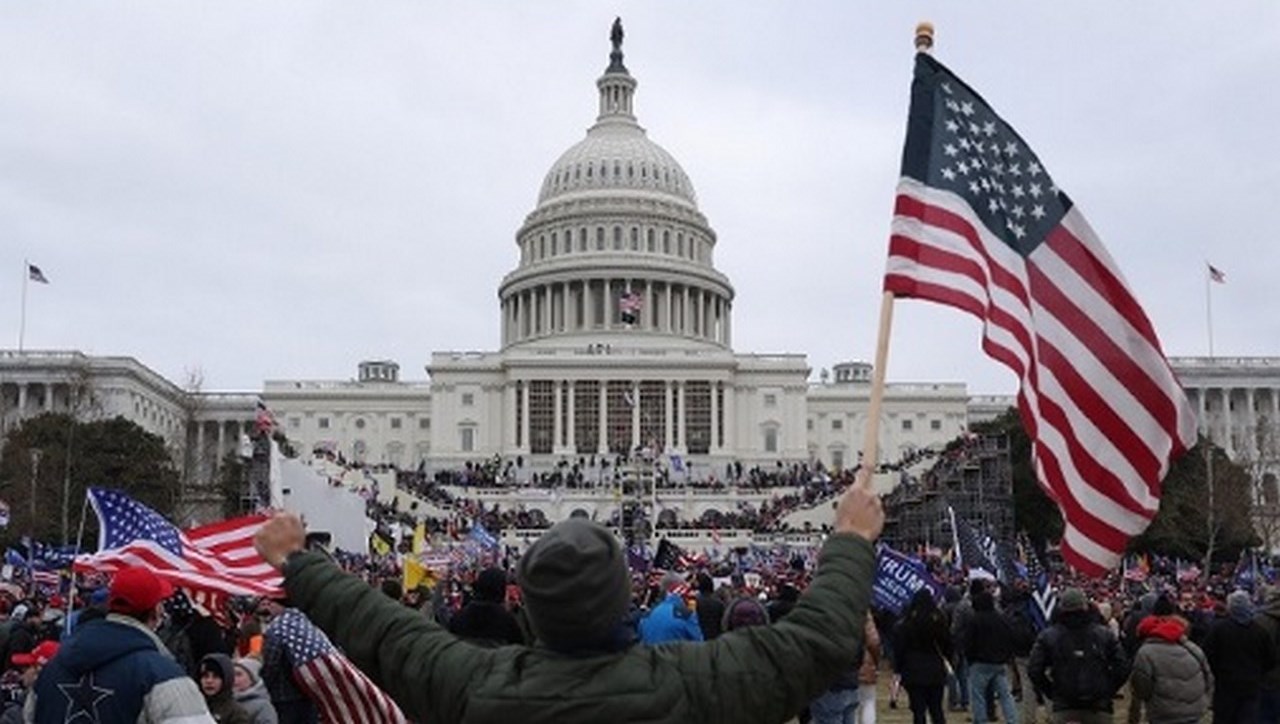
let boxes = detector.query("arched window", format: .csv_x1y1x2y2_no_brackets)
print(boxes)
663,230,671,254
579,227,587,252
630,227,639,251
647,228,655,252
596,227,605,250
613,226,622,250
677,233,685,257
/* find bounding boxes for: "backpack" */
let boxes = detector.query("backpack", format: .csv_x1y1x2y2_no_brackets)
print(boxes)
1005,604,1037,656
1049,625,1113,707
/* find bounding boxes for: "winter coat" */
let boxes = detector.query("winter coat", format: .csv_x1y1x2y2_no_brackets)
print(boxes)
638,594,704,645
448,600,525,647
1203,609,1275,695
28,613,213,724
894,606,952,688
1130,616,1211,724
1254,594,1280,693
231,660,278,724
282,532,877,724
695,593,725,641
201,654,251,724
857,615,882,685
1028,610,1128,714
963,606,1016,665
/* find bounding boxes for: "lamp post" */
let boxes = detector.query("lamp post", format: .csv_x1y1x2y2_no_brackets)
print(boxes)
28,448,42,542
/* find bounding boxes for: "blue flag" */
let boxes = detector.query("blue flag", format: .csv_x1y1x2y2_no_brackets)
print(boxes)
873,545,943,615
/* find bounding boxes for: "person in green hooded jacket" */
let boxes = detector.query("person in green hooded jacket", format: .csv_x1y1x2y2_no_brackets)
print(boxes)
253,477,883,724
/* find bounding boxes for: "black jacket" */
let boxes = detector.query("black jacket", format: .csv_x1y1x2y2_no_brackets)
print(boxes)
964,608,1016,665
696,593,725,640
894,609,952,688
1203,614,1276,694
1028,611,1128,713
448,600,525,647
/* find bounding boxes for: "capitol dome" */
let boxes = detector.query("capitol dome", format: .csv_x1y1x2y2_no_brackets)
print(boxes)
535,24,697,210
498,19,733,353
537,119,697,208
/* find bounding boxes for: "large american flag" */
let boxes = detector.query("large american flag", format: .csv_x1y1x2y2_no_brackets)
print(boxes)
885,53,1196,575
73,488,282,598
267,608,407,723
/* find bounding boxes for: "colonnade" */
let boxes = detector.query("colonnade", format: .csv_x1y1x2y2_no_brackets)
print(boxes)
506,378,731,457
1188,385,1280,460
501,278,731,346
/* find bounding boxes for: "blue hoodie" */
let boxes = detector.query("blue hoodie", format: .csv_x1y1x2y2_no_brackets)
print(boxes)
31,614,212,724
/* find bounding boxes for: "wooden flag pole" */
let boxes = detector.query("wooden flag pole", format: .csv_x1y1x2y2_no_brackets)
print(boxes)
858,291,895,490
857,22,932,491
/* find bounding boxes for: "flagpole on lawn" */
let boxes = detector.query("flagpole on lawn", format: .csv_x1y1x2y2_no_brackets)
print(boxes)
65,492,90,633
1203,262,1217,579
1205,261,1215,358
19,259,29,353
859,21,933,491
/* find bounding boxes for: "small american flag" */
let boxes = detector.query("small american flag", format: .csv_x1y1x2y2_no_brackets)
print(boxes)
269,609,407,723
1207,263,1226,284
27,264,49,284
886,53,1196,575
619,290,642,324
73,488,281,599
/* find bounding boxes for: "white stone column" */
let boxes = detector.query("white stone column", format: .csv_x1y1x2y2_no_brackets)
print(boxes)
196,422,206,479
710,381,720,450
631,381,641,450
723,382,736,453
703,291,712,339
520,382,531,453
216,422,226,471
1248,387,1259,459
725,302,732,346
597,381,609,455
665,381,674,451
676,381,687,452
567,382,577,451
506,382,518,452
1197,387,1207,436
605,279,613,330
17,384,27,415
682,286,690,335
43,384,53,411
552,380,565,451
645,281,655,332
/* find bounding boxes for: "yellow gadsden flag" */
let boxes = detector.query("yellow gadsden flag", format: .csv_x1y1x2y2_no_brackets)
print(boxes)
412,521,426,555
403,556,436,591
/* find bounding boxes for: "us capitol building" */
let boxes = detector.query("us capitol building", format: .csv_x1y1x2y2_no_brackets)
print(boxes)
2,25,1278,533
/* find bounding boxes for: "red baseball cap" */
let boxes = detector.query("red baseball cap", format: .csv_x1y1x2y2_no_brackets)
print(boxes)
11,640,59,668
108,568,174,615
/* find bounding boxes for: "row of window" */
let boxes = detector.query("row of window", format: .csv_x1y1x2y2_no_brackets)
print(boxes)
546,158,686,196
521,224,707,264
807,417,944,432
289,416,432,431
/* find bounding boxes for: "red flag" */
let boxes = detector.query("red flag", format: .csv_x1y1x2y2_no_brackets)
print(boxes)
883,53,1196,575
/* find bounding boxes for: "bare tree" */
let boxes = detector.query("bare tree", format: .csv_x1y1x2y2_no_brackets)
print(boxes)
1241,411,1280,553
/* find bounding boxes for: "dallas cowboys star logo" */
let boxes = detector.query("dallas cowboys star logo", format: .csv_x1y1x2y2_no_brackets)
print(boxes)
58,673,114,723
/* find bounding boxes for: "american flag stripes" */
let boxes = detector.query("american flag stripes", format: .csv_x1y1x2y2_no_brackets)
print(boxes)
619,290,643,324
886,53,1196,575
74,488,282,599
1207,263,1226,284
268,609,407,724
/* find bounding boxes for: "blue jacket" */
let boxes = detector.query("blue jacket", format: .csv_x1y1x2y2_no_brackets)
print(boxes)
639,594,705,645
30,614,213,724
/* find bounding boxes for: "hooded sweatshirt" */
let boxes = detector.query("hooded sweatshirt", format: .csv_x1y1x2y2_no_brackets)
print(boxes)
200,654,251,724
1130,616,1211,724
232,658,278,724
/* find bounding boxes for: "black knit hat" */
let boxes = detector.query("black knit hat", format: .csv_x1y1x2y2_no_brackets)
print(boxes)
517,518,630,650
1153,594,1176,616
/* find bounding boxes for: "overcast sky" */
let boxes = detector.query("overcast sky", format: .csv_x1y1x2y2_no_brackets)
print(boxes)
3,3,1277,395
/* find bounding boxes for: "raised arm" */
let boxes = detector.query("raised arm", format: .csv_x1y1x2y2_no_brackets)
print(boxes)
258,516,491,721
671,482,882,723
